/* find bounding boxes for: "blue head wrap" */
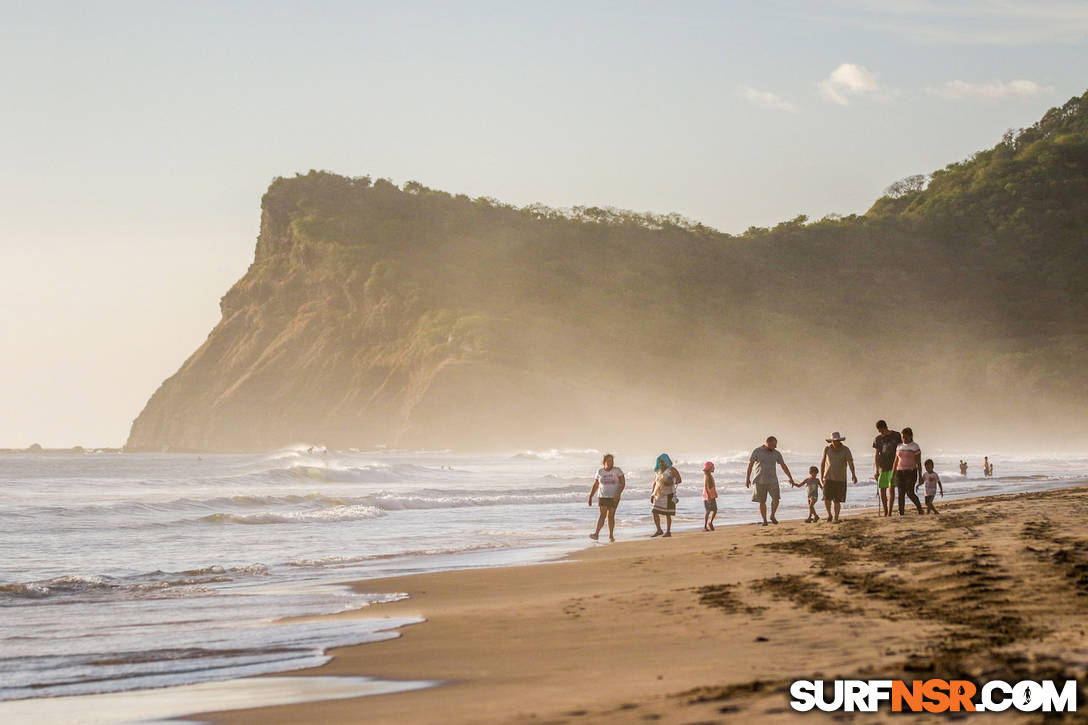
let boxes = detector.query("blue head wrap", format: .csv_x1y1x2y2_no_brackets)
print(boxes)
655,453,673,472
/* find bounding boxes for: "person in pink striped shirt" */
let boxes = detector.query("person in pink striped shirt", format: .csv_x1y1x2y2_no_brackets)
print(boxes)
892,427,925,515
916,458,944,514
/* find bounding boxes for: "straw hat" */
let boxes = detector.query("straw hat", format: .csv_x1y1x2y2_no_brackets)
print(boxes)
826,431,846,442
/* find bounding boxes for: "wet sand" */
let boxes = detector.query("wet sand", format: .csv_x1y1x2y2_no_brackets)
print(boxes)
203,486,1088,723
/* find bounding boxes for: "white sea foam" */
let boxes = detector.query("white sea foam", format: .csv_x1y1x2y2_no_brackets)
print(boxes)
512,448,601,460
285,541,511,568
0,614,421,700
0,564,274,601
0,675,435,725
199,504,386,525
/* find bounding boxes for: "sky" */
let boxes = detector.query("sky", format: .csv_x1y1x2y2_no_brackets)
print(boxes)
2,0,1086,446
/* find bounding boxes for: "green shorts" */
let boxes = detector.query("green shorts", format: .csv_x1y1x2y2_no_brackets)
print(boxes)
878,470,893,489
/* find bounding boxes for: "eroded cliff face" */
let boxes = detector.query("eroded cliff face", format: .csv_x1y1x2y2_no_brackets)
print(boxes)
126,177,687,451
128,93,1088,451
127,191,496,451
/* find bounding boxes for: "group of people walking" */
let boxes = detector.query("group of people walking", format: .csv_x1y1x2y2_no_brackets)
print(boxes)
869,420,944,518
587,452,685,541
587,420,967,540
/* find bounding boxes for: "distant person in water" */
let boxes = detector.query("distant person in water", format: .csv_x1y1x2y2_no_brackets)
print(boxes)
917,459,944,514
873,420,902,517
589,453,625,542
650,454,681,537
984,457,993,477
795,465,823,523
746,436,795,526
959,460,968,476
821,432,857,523
893,427,925,515
702,462,717,532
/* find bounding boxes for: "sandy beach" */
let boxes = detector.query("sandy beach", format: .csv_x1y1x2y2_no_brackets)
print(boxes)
198,486,1088,723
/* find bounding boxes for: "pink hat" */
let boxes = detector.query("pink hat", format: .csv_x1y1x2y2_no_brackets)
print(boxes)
703,461,715,472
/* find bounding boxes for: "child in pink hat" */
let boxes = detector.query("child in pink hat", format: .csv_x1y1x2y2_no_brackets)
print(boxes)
702,461,717,531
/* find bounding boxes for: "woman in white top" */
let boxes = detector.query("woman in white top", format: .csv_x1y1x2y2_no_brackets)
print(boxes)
589,453,625,542
892,427,925,515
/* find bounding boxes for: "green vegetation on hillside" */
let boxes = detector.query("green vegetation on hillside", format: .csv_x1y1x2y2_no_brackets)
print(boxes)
127,91,1088,451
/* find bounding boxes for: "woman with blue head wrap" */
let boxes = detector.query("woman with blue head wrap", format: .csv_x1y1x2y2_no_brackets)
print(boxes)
650,453,681,537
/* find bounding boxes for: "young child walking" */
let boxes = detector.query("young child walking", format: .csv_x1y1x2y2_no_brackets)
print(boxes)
917,459,944,514
702,461,717,531
796,466,823,523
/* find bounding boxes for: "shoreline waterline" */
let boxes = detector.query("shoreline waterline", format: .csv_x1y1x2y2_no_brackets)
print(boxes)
2,450,1085,715
0,675,437,725
5,483,1088,723
194,483,1088,724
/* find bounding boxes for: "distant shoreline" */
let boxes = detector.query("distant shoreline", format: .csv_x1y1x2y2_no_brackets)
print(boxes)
0,446,122,455
9,446,1088,457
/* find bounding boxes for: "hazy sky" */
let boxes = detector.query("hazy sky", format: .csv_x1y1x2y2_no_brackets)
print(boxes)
2,1,1086,446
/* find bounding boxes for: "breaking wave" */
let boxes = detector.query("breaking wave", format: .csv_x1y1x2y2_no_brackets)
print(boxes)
11,485,590,530
511,448,601,460
199,504,385,525
0,564,270,601
194,487,585,525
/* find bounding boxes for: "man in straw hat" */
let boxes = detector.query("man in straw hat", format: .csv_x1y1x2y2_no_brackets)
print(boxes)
821,431,857,523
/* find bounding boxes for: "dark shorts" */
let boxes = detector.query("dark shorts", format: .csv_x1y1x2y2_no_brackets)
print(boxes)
895,469,918,487
704,499,717,512
925,495,936,506
823,480,847,503
598,497,618,510
752,481,780,504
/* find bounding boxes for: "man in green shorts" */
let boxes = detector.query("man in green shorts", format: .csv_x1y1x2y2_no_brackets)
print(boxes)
872,419,902,517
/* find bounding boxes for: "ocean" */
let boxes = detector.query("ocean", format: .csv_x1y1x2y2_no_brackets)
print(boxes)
1,447,1085,704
